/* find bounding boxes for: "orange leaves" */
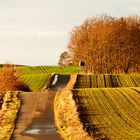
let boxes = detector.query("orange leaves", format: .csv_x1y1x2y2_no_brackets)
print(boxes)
0,64,21,91
68,15,140,74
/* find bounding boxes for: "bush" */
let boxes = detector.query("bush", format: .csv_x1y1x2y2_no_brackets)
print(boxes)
0,64,21,91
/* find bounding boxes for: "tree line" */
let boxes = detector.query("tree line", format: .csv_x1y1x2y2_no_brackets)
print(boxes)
67,14,140,73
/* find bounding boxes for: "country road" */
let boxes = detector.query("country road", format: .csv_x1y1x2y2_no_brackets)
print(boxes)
11,75,70,140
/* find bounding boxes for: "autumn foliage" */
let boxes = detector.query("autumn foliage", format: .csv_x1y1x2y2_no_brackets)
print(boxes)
68,14,140,74
0,64,21,91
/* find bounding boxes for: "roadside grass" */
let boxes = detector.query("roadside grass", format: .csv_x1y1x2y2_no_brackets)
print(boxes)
0,91,20,140
54,74,92,140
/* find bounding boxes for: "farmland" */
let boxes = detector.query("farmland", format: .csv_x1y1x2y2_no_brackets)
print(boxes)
19,74,52,91
18,65,79,75
0,64,140,140
72,87,140,139
74,74,140,88
70,74,140,139
17,65,79,91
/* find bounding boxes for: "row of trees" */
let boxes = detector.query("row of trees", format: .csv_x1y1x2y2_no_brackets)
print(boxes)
67,14,140,73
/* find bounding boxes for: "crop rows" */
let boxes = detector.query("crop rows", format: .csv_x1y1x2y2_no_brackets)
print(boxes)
72,87,140,139
17,66,54,91
17,65,79,91
18,65,79,75
18,66,49,75
74,74,140,88
20,74,52,91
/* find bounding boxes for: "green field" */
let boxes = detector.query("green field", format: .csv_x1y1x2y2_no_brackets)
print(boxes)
72,87,140,139
17,66,79,91
20,74,52,91
74,74,140,88
18,65,79,75
71,74,140,139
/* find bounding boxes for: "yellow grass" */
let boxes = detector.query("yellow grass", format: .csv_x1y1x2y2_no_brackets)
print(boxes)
0,91,21,140
54,74,92,140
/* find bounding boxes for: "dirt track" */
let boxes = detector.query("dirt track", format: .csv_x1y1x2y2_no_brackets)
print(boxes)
11,75,70,140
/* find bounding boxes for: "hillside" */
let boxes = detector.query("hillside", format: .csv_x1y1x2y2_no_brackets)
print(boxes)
72,87,140,139
71,74,140,139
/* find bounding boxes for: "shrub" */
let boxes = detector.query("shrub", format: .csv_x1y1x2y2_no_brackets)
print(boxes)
0,64,21,91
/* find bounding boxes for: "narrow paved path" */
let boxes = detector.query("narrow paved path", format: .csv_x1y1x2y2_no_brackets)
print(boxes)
11,75,70,140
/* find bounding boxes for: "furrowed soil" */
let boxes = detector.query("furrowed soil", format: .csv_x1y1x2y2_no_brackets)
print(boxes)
11,75,70,140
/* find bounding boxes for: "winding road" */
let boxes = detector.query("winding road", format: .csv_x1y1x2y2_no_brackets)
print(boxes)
11,75,70,140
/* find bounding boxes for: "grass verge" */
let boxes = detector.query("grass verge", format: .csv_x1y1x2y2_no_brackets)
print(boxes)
54,74,92,140
0,91,21,140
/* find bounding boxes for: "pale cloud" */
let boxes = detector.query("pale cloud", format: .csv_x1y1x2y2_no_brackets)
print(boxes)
0,0,139,65
0,31,66,37
32,31,67,37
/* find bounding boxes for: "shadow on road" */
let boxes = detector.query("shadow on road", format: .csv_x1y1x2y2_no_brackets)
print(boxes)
11,75,70,140
51,74,70,90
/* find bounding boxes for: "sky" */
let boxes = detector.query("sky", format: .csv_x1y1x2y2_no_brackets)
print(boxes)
0,0,140,65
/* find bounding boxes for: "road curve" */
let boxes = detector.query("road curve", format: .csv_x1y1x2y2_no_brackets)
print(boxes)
11,75,70,140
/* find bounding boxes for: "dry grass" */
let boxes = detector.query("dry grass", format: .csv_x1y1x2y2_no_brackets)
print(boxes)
0,91,21,140
54,74,92,140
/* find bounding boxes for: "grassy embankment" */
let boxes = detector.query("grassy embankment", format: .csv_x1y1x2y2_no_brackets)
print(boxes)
0,91,20,140
54,74,92,140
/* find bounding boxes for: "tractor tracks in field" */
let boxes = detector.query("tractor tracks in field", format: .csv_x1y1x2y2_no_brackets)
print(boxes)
11,75,70,140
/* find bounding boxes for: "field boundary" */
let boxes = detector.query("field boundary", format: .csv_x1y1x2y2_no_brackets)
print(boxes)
54,74,92,140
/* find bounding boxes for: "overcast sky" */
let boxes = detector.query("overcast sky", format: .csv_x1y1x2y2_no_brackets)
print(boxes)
0,0,140,65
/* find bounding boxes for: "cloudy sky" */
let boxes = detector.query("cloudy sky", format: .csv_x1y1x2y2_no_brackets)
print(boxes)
0,0,140,65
